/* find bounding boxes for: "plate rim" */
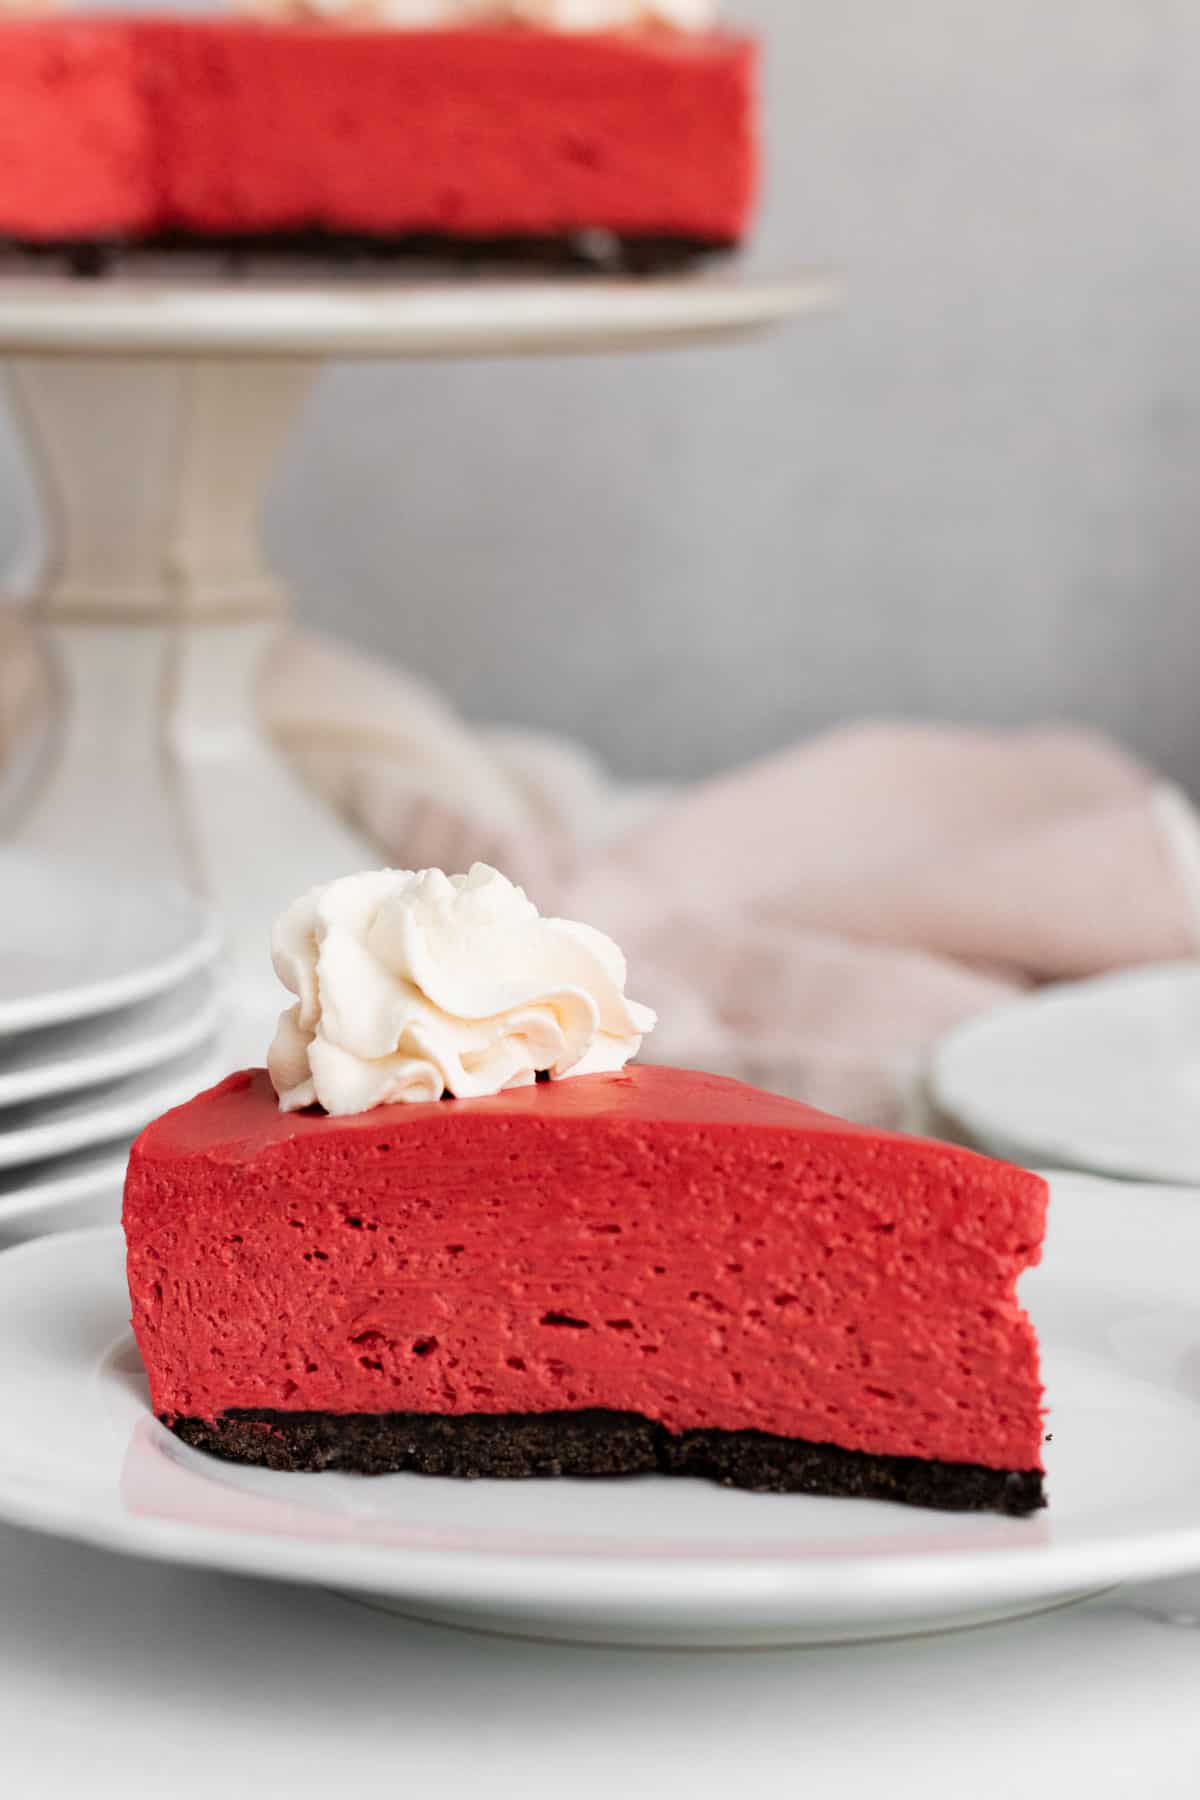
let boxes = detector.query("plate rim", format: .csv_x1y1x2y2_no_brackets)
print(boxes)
931,960,1200,1183
0,1046,228,1172
0,970,227,1108
1,1210,1200,1629
0,269,836,359
0,1143,129,1227
0,915,223,1038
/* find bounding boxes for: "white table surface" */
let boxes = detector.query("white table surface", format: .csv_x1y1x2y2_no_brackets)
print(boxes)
1,1524,1199,1795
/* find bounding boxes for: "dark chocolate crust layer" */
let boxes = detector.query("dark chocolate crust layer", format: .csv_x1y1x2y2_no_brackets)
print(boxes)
169,1408,1046,1517
1,230,735,281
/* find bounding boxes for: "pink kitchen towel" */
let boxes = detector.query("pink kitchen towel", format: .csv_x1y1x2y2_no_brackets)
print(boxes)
6,618,1198,1126
261,635,1200,1126
549,725,1200,1124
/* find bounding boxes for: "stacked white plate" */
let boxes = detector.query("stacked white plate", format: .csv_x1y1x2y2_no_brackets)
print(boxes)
0,850,227,1236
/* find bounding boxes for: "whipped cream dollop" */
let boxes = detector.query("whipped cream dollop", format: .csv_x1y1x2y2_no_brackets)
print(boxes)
241,1,718,30
268,864,657,1116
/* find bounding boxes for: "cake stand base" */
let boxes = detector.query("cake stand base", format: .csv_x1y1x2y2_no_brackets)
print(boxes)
5,353,368,1054
0,271,831,1046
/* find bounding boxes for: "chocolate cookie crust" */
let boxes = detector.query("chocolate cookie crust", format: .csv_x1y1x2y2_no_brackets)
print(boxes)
1,230,733,280
169,1408,1046,1517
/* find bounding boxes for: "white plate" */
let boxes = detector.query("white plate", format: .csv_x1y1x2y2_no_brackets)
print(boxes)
0,1046,226,1172
0,970,226,1108
933,963,1200,1184
0,1141,128,1231
0,851,221,1037
0,269,834,359
0,1176,1197,1648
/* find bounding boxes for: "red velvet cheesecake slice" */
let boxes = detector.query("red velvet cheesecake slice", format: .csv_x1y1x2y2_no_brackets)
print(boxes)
0,19,757,263
0,20,156,243
125,1064,1047,1514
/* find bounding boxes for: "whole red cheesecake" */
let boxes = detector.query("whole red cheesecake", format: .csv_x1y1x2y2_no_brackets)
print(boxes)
124,1063,1047,1514
0,18,757,268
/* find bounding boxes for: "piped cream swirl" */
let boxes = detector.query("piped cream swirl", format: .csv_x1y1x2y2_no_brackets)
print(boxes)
268,864,656,1115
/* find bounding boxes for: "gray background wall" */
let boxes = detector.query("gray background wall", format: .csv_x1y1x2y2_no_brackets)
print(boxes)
3,0,1198,784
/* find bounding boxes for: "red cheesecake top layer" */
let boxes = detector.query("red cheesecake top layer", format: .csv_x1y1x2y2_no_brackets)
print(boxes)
0,19,757,243
149,1060,871,1157
0,21,154,239
126,1066,1047,1471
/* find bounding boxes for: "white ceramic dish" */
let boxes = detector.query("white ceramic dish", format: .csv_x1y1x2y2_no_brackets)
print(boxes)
0,1141,128,1232
0,1176,1197,1648
0,851,221,1037
0,269,834,359
0,1046,226,1172
0,970,225,1108
933,963,1200,1184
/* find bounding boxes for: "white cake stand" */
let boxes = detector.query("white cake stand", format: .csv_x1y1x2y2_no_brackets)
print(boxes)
0,265,832,1051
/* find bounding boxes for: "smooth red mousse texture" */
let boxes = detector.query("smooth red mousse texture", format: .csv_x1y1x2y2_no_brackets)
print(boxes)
125,1067,1047,1473
0,19,757,244
0,21,155,239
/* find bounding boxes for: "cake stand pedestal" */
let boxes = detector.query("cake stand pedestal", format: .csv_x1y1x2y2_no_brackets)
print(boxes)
0,268,832,1053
